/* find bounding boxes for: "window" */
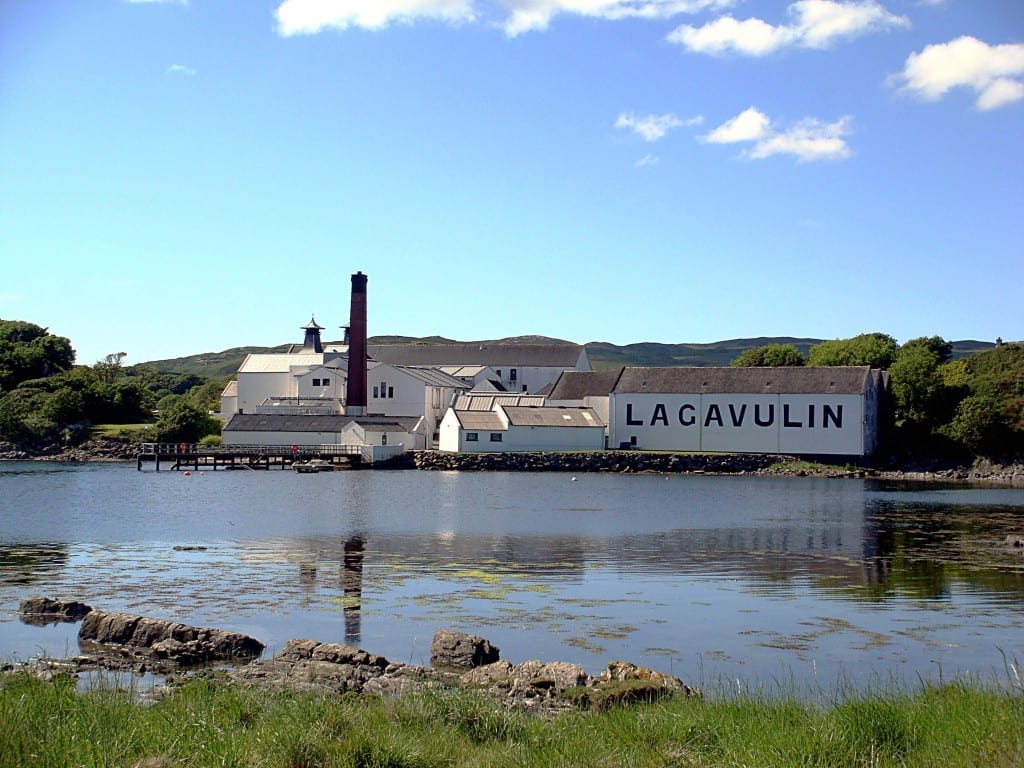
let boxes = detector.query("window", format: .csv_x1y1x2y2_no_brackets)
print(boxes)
380,381,387,398
510,368,517,382
466,432,479,442
388,386,394,398
322,378,330,387
490,433,503,442
381,434,387,446
496,370,501,378
312,378,321,387
373,386,379,398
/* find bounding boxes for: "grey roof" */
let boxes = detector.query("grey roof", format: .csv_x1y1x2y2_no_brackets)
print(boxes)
393,365,471,389
547,369,623,400
224,414,420,433
368,343,585,367
454,411,506,430
612,366,876,395
502,406,603,428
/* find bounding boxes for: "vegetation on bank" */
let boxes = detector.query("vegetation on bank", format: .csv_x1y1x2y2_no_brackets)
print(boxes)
1,317,1021,462
1,672,1022,768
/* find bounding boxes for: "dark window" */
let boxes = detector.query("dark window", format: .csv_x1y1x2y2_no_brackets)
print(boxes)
496,370,502,377
381,434,387,445
466,432,479,442
388,386,394,398
490,433,503,442
312,378,321,387
323,378,330,387
380,381,387,398
510,368,517,381
373,386,379,398
522,385,528,392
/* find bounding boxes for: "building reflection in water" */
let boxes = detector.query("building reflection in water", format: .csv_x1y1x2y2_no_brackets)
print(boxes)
342,536,364,644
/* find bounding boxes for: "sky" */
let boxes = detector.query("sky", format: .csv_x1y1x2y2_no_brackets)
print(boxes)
1,0,1022,366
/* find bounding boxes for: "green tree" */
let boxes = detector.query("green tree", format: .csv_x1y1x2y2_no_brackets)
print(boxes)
900,336,953,364
889,344,944,425
0,320,75,391
731,344,806,367
154,400,220,443
940,394,1009,456
807,333,899,369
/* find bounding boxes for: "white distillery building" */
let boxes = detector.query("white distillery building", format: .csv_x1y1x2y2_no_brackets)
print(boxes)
367,343,589,394
609,366,886,457
545,369,623,437
222,414,426,451
439,394,605,453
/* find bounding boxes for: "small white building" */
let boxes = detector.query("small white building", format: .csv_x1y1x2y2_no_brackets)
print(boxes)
222,413,425,451
367,363,470,445
439,400,605,453
608,366,886,456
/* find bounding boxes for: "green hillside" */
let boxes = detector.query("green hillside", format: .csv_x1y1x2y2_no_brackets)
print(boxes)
143,337,995,378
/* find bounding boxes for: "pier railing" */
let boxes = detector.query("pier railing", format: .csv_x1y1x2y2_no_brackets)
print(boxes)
140,443,365,456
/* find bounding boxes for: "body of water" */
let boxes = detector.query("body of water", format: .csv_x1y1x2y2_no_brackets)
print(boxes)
1,462,1022,694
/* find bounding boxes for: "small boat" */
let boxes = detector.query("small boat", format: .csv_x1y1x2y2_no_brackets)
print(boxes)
293,459,334,473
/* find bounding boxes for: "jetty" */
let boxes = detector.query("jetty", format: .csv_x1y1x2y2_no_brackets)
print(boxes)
137,443,383,472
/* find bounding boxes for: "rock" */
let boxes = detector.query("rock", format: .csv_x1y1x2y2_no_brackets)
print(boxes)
78,610,264,666
1005,534,1024,548
430,629,500,669
18,597,93,625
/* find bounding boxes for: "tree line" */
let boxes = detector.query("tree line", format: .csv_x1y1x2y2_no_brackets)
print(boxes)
730,333,1023,461
1,319,1020,462
0,319,223,447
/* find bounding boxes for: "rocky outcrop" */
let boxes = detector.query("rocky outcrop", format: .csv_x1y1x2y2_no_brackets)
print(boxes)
18,597,93,626
226,629,698,714
429,629,500,669
78,610,264,667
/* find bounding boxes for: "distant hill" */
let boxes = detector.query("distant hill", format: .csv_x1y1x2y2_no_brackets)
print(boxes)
143,337,995,378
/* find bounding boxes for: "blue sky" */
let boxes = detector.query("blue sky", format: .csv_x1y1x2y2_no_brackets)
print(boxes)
1,1,1021,366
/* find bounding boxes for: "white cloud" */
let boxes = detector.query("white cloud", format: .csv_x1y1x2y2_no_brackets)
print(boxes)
669,0,909,56
891,36,1024,111
635,153,661,167
702,106,771,142
615,111,702,141
275,0,476,35
502,0,736,37
167,64,197,76
703,107,852,162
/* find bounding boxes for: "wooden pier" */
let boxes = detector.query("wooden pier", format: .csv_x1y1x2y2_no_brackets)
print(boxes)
137,443,369,472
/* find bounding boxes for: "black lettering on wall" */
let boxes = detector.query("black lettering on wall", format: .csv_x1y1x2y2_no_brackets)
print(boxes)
678,403,696,426
651,403,669,426
729,403,747,427
704,404,724,428
755,403,775,427
783,404,802,428
626,403,643,426
808,404,815,429
824,404,843,428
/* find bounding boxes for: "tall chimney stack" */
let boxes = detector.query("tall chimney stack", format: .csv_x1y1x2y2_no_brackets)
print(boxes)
345,271,368,416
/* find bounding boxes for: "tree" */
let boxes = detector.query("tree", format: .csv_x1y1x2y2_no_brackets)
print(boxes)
900,336,953,365
0,320,75,391
807,333,899,369
154,400,219,443
940,394,1009,456
889,344,944,425
731,344,806,367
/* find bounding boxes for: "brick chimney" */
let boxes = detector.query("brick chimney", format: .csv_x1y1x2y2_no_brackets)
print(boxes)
345,271,368,415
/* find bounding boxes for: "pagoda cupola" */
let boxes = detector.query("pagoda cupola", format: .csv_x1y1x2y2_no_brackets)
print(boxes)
301,316,325,353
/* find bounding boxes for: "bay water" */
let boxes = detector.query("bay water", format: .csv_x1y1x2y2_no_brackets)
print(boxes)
2,461,1022,695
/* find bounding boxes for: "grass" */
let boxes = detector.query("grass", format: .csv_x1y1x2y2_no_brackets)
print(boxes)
2,673,1022,767
90,423,154,440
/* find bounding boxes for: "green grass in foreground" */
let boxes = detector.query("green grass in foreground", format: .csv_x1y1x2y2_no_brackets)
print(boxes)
2,675,1022,768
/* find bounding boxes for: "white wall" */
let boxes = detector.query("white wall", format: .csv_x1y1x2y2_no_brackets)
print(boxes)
503,425,605,451
223,430,345,446
297,367,344,401
236,371,295,414
610,393,867,455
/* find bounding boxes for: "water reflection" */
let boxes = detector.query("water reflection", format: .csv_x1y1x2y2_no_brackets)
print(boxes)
0,466,1022,692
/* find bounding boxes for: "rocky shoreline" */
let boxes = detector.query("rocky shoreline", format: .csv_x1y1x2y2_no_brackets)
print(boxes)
3,438,1022,485
9,601,698,714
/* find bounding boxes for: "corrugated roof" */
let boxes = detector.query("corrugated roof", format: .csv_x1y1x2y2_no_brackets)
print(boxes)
453,394,546,411
502,406,604,428
369,343,584,367
612,366,874,395
438,365,491,378
223,414,420,433
454,411,506,430
238,353,328,374
547,369,623,400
